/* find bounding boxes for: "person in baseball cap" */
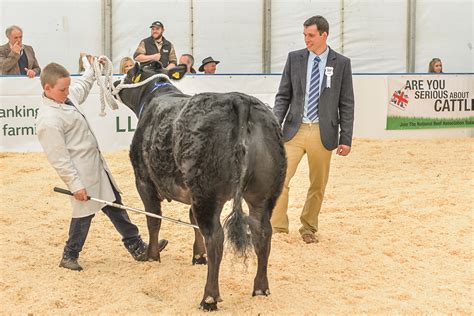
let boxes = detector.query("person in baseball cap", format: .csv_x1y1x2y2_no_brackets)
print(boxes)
149,21,164,28
133,21,177,68
198,56,220,74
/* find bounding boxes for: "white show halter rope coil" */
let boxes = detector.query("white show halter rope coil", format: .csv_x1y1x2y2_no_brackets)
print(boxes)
89,56,170,116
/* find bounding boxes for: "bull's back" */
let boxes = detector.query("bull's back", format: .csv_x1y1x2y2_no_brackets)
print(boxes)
173,92,285,203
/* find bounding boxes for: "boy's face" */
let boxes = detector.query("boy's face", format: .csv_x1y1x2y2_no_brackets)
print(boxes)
44,77,71,103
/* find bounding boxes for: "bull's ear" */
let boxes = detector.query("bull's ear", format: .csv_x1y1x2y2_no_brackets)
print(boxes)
131,62,140,74
130,62,142,83
168,64,187,80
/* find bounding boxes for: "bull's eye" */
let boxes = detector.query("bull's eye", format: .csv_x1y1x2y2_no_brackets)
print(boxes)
132,74,142,83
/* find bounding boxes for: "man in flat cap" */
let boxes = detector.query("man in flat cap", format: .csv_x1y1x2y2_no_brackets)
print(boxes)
133,21,177,68
199,56,220,74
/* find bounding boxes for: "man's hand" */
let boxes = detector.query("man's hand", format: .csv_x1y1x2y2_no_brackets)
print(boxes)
336,144,351,156
73,188,88,201
153,53,161,61
25,68,36,78
10,41,21,54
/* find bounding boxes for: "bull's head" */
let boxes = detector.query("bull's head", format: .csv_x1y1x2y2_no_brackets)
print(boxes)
115,61,188,117
125,61,187,85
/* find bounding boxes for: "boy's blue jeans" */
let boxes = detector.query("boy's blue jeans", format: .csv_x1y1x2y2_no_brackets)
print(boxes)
63,184,141,260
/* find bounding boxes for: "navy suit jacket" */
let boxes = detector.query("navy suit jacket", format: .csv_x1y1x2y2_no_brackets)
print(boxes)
273,47,355,150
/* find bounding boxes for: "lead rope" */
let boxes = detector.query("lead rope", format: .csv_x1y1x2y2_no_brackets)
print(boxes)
89,56,170,116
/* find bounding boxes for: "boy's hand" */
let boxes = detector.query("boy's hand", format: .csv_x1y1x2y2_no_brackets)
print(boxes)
73,188,88,201
98,56,107,65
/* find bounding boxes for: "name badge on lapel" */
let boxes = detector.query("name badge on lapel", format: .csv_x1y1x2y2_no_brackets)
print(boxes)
325,67,333,88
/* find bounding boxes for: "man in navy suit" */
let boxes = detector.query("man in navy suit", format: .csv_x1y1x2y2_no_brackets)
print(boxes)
272,15,355,244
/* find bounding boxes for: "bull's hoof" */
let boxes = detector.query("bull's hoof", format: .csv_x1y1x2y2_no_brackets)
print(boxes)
252,289,271,296
200,295,222,311
146,239,168,262
147,252,161,262
192,254,207,265
200,301,217,311
146,249,160,262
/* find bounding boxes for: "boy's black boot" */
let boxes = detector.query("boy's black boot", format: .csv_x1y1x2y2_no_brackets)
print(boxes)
125,238,148,261
59,256,83,271
125,238,168,261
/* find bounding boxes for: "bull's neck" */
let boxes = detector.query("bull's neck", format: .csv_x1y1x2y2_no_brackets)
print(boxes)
135,79,179,118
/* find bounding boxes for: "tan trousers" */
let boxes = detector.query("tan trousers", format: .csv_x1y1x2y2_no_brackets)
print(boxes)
271,123,332,235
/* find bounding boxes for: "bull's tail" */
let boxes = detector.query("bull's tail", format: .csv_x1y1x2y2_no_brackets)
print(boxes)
224,95,253,258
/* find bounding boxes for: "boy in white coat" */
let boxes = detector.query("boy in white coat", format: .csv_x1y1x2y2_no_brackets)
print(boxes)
36,61,167,271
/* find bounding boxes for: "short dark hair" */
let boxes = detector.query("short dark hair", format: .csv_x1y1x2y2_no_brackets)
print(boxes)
181,54,194,66
303,16,329,36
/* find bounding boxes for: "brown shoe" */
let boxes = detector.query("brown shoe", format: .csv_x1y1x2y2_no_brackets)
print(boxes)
302,234,318,244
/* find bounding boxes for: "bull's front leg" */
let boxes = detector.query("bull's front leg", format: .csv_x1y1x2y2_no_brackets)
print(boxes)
145,206,163,261
194,200,224,311
189,207,207,265
136,180,164,262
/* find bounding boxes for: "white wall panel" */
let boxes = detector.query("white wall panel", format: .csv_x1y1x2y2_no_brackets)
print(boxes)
343,0,407,73
0,0,472,74
192,0,262,73
270,0,342,73
415,0,473,73
0,0,102,73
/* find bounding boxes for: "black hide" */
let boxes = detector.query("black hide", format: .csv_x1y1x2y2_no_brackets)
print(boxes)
118,64,286,311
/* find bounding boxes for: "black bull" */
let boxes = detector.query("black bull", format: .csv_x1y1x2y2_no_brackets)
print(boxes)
116,62,286,310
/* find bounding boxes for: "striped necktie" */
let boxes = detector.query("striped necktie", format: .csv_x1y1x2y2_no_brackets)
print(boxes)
307,56,321,122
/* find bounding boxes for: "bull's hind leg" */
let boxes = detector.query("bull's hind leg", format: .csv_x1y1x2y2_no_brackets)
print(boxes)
189,207,207,265
136,180,163,261
193,198,224,311
247,198,275,297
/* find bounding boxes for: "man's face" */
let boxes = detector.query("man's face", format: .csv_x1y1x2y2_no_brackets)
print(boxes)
9,29,23,46
304,25,327,53
44,77,71,103
151,26,164,39
179,56,191,67
203,62,217,74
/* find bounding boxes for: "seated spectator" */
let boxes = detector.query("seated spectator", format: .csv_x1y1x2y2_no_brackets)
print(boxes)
198,56,220,74
428,58,443,73
78,53,93,74
179,54,196,74
0,25,40,77
133,21,177,69
119,57,135,74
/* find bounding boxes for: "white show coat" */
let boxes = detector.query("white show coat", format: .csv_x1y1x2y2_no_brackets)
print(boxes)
37,69,121,218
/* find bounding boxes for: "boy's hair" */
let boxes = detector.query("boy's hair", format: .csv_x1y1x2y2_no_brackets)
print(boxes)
40,63,70,88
